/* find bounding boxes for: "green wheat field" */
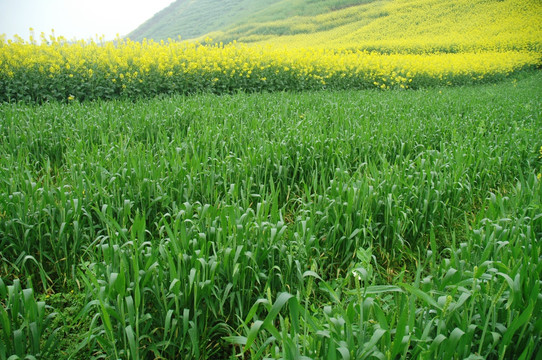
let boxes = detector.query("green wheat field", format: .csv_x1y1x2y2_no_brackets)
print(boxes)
1,71,541,358
1,1,542,356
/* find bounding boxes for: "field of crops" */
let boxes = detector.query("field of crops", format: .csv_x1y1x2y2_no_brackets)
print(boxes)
1,0,542,357
210,0,542,52
1,70,541,358
1,35,540,103
1,0,541,103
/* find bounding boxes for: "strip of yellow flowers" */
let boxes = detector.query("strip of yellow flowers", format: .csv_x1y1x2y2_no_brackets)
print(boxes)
0,34,540,102
230,0,542,53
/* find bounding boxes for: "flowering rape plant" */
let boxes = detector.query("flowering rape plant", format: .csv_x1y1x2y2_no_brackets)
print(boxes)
221,0,542,53
0,34,540,103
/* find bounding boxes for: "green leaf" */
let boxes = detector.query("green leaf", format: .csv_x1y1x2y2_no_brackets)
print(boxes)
244,320,264,352
502,302,534,346
337,346,350,360
125,325,139,360
224,336,247,345
400,283,442,311
392,299,409,358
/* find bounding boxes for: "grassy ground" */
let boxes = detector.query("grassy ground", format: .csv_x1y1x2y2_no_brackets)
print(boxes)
0,72,541,359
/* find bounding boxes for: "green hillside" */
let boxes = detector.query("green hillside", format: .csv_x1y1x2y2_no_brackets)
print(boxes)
128,0,541,54
127,0,280,41
203,0,541,51
127,0,372,41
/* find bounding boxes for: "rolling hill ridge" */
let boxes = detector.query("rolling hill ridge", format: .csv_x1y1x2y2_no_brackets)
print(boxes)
128,0,542,53
128,0,386,42
128,0,283,42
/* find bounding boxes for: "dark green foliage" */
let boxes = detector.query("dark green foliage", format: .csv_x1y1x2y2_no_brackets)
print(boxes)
0,279,60,359
0,73,540,358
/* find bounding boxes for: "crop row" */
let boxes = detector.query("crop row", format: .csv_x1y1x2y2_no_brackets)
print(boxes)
1,36,540,102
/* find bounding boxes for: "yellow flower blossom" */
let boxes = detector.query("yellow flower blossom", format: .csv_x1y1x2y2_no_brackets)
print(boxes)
0,21,540,102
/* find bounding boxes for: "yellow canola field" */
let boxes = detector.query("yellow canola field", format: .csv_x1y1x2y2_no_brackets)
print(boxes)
0,34,540,102
216,0,542,53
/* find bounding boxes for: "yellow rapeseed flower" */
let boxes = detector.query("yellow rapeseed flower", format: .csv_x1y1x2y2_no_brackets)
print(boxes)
0,21,540,101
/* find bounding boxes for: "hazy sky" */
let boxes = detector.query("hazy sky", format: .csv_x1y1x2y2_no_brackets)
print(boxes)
0,0,174,41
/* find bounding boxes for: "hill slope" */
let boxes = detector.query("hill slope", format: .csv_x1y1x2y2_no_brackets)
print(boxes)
128,0,378,41
127,0,282,41
206,0,542,52
129,0,542,53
